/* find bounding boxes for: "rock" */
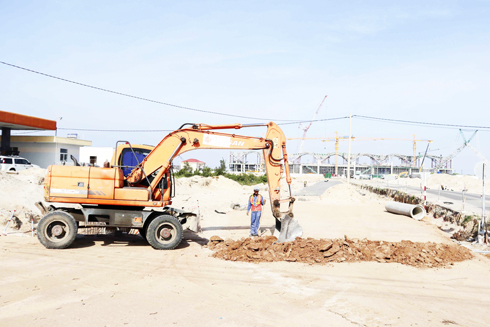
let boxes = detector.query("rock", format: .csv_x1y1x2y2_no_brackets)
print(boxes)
323,244,340,257
229,241,241,250
319,241,333,252
210,236,224,242
248,243,260,251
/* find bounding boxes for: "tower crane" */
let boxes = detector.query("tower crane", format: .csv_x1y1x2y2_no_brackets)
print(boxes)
435,130,480,170
296,95,327,162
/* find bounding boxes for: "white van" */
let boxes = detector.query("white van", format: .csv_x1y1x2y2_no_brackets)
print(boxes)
0,156,39,172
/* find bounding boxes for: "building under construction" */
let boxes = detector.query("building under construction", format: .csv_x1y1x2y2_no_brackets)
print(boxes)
228,151,453,175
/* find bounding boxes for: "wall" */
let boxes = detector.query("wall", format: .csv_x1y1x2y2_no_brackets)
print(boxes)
10,142,82,168
79,147,114,166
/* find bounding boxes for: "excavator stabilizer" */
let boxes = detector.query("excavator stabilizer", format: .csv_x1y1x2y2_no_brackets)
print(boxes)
275,214,303,243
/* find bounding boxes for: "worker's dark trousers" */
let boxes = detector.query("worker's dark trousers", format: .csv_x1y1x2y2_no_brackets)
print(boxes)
250,211,262,235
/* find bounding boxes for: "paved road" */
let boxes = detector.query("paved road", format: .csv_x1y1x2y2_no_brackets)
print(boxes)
388,184,489,209
358,181,489,214
294,180,342,196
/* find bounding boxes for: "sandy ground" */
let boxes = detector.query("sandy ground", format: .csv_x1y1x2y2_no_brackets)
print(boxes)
1,172,490,326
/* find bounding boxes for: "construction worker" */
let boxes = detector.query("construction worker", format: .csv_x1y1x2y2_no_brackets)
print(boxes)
247,186,266,237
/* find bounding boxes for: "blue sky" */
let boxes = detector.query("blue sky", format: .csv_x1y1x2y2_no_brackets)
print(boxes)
1,0,489,173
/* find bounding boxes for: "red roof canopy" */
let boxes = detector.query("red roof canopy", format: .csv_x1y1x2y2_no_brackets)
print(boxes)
182,159,205,163
0,111,56,130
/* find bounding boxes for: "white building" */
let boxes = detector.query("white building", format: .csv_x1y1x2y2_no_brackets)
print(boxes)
79,147,115,166
181,159,206,171
1,135,92,168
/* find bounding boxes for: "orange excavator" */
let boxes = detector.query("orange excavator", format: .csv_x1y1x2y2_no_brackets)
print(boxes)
36,122,302,249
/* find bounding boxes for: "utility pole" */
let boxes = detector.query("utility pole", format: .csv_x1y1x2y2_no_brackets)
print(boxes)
347,113,352,183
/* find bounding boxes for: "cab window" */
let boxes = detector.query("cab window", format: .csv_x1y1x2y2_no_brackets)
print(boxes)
120,148,152,177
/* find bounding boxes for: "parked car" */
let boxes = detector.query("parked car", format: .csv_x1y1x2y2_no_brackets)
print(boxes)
0,156,39,172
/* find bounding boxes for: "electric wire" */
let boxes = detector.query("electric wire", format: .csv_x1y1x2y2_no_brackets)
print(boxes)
2,61,489,131
354,115,490,130
0,60,296,122
57,127,174,132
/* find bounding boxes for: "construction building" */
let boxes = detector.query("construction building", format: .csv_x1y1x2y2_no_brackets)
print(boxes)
228,151,453,175
228,151,263,173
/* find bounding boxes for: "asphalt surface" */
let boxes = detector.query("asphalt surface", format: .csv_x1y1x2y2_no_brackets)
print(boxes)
358,181,489,215
294,180,342,196
386,184,489,210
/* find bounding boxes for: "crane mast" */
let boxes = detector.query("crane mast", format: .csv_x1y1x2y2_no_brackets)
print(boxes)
297,95,327,160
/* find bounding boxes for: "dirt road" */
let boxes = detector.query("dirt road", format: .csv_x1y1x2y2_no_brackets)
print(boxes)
1,184,490,326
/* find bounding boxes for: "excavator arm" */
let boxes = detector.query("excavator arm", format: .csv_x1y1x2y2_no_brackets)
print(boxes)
126,122,295,220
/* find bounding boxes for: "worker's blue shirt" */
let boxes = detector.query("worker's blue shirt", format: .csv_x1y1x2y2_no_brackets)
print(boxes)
247,194,265,212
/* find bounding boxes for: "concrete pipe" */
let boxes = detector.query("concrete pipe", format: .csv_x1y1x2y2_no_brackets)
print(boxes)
385,202,426,221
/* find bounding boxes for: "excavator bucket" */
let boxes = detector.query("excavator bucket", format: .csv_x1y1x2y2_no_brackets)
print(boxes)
274,214,303,243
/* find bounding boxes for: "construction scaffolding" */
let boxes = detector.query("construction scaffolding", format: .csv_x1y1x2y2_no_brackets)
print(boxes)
288,152,453,175
228,150,454,175
228,151,265,173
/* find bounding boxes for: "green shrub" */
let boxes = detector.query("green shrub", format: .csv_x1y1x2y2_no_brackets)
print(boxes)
224,173,267,186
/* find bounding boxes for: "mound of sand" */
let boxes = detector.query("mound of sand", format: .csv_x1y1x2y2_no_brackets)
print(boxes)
176,175,242,190
14,167,46,185
207,235,473,268
172,175,251,218
0,169,45,233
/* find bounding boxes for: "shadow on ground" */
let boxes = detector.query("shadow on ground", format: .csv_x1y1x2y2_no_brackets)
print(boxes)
69,230,209,249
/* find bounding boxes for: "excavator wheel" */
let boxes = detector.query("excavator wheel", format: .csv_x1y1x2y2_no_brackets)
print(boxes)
146,215,183,250
37,211,78,249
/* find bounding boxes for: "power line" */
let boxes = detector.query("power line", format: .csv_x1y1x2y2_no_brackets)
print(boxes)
278,116,350,126
58,127,173,132
354,115,490,130
3,60,488,130
35,113,490,133
53,116,351,132
0,60,296,122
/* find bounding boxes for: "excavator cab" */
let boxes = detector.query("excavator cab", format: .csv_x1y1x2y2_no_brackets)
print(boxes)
111,143,154,177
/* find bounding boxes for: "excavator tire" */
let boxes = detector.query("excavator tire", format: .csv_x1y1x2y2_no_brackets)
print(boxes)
146,215,183,250
37,211,78,249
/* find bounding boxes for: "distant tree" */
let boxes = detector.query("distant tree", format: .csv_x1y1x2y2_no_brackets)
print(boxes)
181,161,192,173
215,159,227,176
202,166,212,177
175,161,193,177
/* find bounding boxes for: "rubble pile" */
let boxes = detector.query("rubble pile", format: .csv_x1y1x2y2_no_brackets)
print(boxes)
207,235,473,268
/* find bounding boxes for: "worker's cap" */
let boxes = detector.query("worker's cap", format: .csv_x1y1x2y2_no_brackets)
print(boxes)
253,186,260,191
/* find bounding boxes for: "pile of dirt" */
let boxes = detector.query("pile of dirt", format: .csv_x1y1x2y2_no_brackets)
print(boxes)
0,169,45,233
207,235,473,268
